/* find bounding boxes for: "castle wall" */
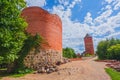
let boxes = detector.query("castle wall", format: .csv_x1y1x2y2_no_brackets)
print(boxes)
24,49,62,69
21,7,62,69
22,7,62,51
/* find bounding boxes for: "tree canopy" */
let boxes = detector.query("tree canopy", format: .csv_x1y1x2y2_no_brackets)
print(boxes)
0,0,27,64
97,38,120,60
63,47,77,58
107,44,120,60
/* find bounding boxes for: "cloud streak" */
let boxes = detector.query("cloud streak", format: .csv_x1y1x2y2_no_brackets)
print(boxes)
25,0,46,7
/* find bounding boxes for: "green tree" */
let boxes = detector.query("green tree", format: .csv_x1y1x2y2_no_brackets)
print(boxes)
97,40,109,59
107,44,120,60
0,0,27,64
97,38,120,60
63,47,77,58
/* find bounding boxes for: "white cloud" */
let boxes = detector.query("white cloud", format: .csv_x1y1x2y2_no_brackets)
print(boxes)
68,0,81,9
58,0,69,6
106,32,120,38
105,5,112,10
94,9,112,25
104,0,120,10
84,12,93,25
25,0,46,7
105,0,113,4
113,0,120,10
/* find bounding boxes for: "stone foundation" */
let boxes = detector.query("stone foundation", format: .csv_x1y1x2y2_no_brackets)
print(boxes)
24,49,62,70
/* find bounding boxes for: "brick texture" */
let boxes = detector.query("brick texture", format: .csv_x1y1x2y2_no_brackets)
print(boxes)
22,7,62,51
84,34,94,55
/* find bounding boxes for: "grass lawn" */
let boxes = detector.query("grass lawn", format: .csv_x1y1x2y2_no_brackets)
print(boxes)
0,72,26,79
105,68,120,80
0,68,33,79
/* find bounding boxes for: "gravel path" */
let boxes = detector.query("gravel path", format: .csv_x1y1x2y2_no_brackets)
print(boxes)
2,57,111,80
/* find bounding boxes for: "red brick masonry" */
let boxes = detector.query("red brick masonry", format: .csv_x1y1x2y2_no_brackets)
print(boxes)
84,34,94,55
22,6,62,51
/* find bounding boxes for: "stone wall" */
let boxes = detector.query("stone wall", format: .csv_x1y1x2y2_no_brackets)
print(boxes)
24,49,62,70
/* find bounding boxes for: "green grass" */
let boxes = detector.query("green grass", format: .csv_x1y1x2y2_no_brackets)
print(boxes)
0,69,33,79
105,68,120,80
1,73,25,77
0,72,27,79
0,72,32,80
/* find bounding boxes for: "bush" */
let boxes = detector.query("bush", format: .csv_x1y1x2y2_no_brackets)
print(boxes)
97,38,120,60
13,33,43,73
84,53,93,57
107,44,120,60
63,47,77,58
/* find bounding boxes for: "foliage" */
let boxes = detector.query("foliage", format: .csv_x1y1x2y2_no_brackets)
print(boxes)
97,38,120,60
96,40,109,59
84,53,93,57
63,47,77,58
14,34,43,74
105,68,120,80
107,44,120,60
0,0,27,64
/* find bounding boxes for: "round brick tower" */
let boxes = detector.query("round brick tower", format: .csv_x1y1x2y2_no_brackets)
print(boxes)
22,6,62,51
84,34,94,55
21,6,62,69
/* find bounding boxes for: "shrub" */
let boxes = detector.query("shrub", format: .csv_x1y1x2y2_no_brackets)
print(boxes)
97,38,120,60
63,47,77,58
107,44,120,60
13,34,43,73
84,53,92,57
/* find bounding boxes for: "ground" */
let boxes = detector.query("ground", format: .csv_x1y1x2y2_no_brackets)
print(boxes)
1,57,111,80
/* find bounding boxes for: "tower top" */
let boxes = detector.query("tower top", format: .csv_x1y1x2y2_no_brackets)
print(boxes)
84,33,92,38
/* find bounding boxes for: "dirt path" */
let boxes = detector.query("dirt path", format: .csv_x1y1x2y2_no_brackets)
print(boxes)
2,57,111,80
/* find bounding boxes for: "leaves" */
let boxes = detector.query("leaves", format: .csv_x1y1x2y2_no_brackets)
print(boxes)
97,38,120,60
107,44,120,60
63,47,77,58
0,0,27,64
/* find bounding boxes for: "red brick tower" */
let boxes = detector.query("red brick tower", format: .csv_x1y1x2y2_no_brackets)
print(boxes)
22,6,62,51
84,34,94,55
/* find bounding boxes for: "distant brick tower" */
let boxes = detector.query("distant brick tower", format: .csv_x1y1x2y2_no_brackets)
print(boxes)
84,34,94,55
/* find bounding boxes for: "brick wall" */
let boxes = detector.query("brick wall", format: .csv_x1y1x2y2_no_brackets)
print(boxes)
22,7,62,51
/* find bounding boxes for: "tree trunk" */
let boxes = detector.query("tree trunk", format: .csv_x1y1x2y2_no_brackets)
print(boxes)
7,62,15,73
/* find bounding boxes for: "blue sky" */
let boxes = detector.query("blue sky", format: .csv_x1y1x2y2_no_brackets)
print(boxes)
26,0,120,53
